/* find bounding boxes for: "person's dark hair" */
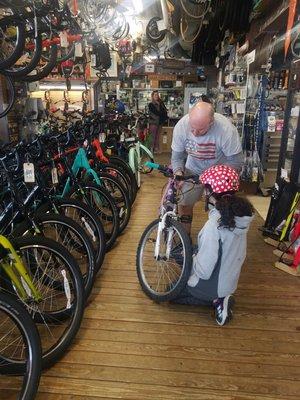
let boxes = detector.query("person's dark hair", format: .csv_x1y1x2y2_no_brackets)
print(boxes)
214,193,254,230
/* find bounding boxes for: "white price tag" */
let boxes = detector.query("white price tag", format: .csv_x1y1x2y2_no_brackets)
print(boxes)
120,133,125,142
281,168,288,179
23,163,35,183
99,132,106,142
157,19,166,31
60,31,69,48
51,167,59,184
163,134,167,144
90,54,96,67
75,42,83,57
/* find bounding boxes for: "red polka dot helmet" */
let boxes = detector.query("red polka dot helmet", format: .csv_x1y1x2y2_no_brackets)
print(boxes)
200,165,239,194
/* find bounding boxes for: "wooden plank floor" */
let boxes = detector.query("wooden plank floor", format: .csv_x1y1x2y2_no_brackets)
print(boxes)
6,158,300,399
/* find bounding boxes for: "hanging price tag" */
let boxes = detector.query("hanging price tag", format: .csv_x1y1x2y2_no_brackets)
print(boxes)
75,42,83,57
107,148,112,155
60,31,69,48
90,54,96,67
23,163,35,183
99,132,106,142
51,167,59,184
120,133,125,142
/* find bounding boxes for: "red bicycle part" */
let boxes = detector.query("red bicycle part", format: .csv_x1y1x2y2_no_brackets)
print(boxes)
26,34,82,50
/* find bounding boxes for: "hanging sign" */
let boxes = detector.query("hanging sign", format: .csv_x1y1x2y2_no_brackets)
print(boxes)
145,64,155,73
246,50,256,65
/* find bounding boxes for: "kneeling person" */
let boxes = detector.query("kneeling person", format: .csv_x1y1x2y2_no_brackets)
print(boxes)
172,165,254,326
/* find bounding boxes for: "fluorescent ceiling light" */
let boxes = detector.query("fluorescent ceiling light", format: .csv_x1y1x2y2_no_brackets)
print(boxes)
134,0,143,14
39,84,88,91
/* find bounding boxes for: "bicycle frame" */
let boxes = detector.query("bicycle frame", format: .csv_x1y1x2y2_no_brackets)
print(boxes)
128,140,153,188
0,235,42,302
60,147,102,198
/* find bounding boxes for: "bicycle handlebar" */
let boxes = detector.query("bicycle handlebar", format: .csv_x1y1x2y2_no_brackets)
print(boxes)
145,162,199,182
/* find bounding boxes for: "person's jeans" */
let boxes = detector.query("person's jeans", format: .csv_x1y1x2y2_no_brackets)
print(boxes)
149,124,160,152
170,286,212,306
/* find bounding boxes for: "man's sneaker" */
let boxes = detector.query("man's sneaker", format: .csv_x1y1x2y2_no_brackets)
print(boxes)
214,295,235,326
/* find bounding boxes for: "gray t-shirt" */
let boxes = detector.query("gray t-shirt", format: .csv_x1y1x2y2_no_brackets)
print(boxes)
171,113,242,175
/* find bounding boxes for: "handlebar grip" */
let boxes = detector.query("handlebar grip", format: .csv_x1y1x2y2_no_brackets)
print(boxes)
144,161,161,170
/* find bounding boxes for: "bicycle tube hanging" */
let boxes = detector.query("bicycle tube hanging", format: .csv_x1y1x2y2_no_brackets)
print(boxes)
253,75,268,183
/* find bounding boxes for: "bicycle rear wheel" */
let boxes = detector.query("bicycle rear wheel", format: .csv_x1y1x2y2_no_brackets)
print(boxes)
136,218,192,302
1,236,85,369
0,292,42,400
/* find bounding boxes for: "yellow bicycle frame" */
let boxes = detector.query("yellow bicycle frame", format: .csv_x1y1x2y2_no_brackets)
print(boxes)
0,235,42,301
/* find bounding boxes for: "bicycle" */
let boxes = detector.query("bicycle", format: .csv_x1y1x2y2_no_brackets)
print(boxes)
136,162,197,302
123,114,154,188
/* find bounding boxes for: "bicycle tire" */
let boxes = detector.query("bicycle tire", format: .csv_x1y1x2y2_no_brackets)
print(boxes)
21,44,58,82
10,236,85,369
96,172,131,234
41,42,75,63
13,213,96,299
101,158,138,204
146,16,166,43
108,156,139,202
136,218,192,302
2,33,43,78
0,292,42,400
0,74,15,118
0,17,26,70
68,183,120,251
37,198,106,273
53,199,106,271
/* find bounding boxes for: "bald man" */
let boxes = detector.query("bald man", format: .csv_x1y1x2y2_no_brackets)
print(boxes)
171,101,243,235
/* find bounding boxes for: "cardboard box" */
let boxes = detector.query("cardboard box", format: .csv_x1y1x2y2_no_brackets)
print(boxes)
150,80,159,88
159,126,173,153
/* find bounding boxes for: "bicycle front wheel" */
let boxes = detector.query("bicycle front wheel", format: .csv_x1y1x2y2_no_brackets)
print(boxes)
1,236,85,369
0,292,42,400
13,213,96,299
136,218,192,302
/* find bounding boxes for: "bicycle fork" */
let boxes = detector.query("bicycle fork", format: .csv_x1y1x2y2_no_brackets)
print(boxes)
154,211,176,260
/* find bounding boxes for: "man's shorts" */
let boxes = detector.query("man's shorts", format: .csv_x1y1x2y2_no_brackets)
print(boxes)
177,169,204,206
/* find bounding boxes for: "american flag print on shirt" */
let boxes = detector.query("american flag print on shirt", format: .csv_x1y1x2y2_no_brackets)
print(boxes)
185,139,216,160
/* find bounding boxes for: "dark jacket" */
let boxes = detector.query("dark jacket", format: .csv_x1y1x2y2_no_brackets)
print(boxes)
149,101,168,126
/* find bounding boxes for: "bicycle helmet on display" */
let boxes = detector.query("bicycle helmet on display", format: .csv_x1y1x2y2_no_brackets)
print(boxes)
200,165,239,194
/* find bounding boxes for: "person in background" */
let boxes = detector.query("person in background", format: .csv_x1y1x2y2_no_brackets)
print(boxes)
171,101,243,236
171,165,254,326
148,91,168,153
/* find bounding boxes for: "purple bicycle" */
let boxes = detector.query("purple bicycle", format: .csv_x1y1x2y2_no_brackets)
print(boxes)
136,162,198,302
